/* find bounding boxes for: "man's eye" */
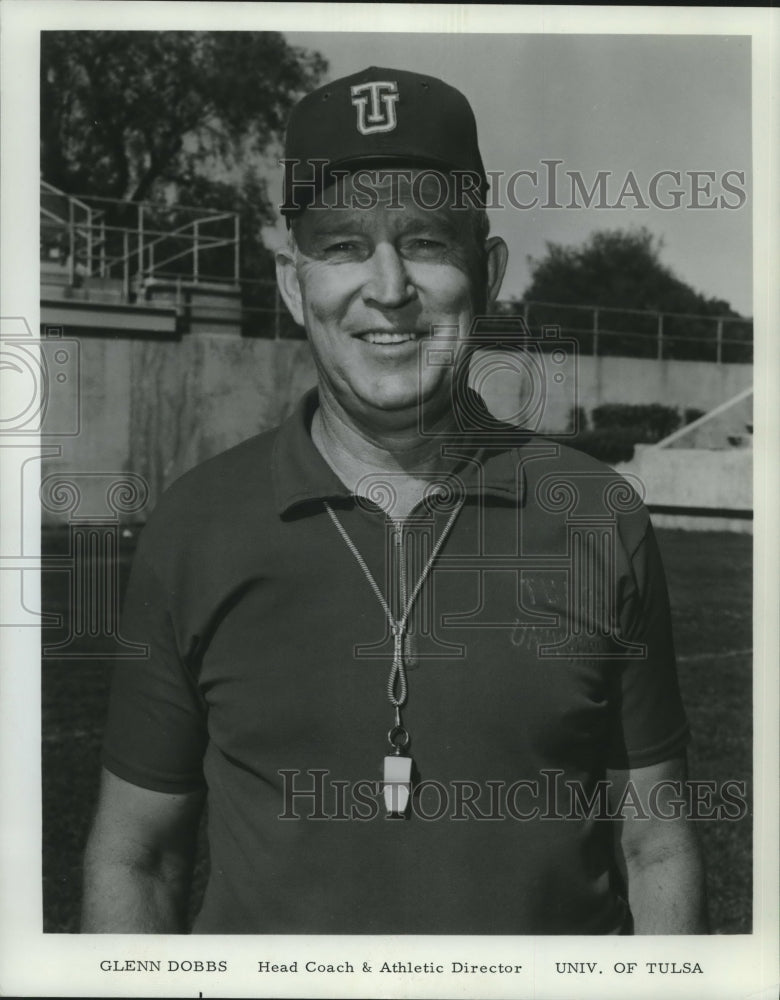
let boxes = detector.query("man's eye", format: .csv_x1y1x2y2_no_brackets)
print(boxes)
322,240,364,253
404,238,447,255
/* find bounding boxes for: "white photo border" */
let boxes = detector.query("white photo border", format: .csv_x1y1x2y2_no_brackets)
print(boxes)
1,3,777,998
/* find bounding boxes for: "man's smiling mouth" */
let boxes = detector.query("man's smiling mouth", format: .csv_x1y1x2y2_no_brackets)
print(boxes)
357,330,420,345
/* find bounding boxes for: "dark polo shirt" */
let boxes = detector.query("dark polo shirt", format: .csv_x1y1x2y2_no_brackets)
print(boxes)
103,388,689,934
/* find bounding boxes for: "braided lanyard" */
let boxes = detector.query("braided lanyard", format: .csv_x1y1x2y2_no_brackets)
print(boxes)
323,497,464,814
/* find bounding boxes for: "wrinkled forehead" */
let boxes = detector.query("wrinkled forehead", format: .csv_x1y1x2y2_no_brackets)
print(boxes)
292,167,480,240
327,166,456,199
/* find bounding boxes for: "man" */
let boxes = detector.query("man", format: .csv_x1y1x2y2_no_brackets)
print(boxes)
82,67,707,934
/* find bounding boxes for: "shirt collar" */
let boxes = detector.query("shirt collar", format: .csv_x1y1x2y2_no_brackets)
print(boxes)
272,387,527,517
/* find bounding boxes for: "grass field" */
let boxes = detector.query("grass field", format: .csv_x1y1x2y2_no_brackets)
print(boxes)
41,527,752,934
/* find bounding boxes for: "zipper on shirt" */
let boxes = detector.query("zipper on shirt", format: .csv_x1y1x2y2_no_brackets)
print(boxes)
393,522,418,669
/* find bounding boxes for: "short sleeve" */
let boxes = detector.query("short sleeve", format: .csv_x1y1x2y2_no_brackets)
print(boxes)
606,521,690,769
102,544,208,792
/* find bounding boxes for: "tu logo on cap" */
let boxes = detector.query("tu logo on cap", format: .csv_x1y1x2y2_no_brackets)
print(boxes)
350,81,399,135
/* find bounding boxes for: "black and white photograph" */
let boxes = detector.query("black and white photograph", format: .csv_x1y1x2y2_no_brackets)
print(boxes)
0,3,777,998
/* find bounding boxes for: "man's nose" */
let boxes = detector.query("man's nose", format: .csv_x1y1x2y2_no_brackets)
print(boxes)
361,244,415,308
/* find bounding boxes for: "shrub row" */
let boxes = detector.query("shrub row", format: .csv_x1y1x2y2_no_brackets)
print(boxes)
547,428,639,465
590,403,681,440
553,402,709,464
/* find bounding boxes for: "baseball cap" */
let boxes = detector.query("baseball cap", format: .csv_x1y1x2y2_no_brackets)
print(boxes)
281,66,487,217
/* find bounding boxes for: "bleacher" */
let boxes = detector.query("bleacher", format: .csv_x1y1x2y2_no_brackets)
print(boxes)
40,181,241,336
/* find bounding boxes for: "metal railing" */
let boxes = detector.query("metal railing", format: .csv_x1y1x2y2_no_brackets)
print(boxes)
234,279,753,361
41,181,105,287
514,299,753,363
41,182,752,360
40,183,240,298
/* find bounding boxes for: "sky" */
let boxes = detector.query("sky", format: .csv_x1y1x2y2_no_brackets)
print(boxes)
265,32,753,316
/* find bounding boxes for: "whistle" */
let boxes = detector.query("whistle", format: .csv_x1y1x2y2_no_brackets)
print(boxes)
383,753,412,815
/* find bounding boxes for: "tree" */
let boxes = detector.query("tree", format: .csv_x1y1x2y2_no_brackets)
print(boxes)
41,31,327,336
520,228,751,361
41,31,326,203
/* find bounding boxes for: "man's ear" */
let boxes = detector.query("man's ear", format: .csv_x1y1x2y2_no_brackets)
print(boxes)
275,246,304,328
484,236,509,307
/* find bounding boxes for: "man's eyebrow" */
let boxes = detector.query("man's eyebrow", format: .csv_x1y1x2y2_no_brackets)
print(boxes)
397,215,460,238
300,209,465,242
304,214,370,238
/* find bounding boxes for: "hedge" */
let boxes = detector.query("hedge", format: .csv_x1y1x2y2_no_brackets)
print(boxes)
590,403,681,441
547,428,639,465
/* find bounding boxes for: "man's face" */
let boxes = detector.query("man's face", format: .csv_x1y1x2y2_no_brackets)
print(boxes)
276,171,507,426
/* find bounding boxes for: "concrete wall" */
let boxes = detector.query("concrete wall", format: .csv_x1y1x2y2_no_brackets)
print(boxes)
615,445,752,534
39,333,753,524
41,334,317,523
662,390,753,450
478,351,752,433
